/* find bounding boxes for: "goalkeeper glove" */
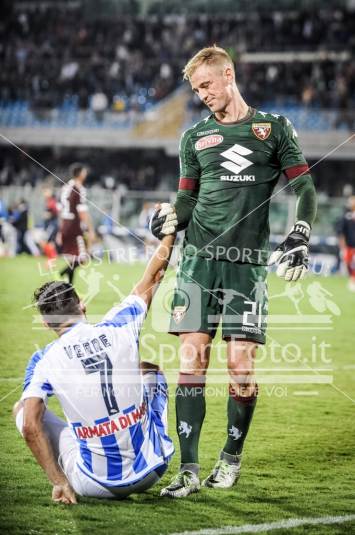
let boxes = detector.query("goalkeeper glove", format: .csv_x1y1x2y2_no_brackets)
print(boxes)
268,221,310,281
149,203,178,240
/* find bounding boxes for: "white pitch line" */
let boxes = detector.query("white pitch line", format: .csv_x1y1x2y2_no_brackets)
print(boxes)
293,391,319,396
0,383,22,403
169,514,355,535
0,378,23,382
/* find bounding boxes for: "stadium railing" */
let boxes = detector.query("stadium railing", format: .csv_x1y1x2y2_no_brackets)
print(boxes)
1,184,344,273
1,100,351,133
2,184,343,239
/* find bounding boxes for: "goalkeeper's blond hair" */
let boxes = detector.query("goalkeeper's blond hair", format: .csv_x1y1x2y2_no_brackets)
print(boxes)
182,45,235,81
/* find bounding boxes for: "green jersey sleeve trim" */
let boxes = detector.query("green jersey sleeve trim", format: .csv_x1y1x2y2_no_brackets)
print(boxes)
178,177,199,191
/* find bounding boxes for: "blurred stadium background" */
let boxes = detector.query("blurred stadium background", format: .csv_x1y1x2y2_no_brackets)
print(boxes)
0,0,354,274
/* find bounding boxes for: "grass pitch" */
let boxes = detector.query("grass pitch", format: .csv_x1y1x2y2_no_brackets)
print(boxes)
0,256,354,535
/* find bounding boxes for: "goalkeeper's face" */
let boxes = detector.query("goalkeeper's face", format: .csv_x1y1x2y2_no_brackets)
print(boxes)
190,63,234,113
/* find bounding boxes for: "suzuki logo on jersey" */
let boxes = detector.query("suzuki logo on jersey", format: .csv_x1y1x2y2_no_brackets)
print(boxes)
221,175,255,182
220,144,254,179
252,122,272,140
195,134,224,151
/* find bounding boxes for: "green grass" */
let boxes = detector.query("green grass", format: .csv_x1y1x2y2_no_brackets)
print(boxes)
0,256,354,535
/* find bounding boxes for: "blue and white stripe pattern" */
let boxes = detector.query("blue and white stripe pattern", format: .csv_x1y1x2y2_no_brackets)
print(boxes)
23,342,56,399
22,294,174,487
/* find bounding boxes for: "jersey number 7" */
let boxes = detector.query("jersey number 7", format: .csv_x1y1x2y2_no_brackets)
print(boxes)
79,353,120,415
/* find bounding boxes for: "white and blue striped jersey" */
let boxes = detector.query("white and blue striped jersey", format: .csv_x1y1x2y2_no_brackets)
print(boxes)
22,294,174,487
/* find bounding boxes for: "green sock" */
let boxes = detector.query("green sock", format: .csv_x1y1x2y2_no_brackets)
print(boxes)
223,384,258,456
175,374,206,465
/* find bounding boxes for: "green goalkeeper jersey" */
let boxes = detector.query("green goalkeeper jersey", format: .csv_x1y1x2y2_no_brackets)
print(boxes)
178,107,309,265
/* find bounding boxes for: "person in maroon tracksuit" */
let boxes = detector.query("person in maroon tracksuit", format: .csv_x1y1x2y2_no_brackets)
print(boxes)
338,196,355,292
58,163,95,284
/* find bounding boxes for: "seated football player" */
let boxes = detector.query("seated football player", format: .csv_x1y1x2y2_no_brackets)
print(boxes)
13,206,177,503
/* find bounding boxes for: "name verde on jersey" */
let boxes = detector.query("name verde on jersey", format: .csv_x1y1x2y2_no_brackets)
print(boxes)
178,109,309,264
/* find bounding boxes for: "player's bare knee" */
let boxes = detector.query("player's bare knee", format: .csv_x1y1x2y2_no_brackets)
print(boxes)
228,362,256,397
228,362,255,385
179,332,211,374
226,341,257,396
227,340,257,370
180,347,209,374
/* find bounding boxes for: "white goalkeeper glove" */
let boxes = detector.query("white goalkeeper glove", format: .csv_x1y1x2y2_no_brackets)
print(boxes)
268,221,310,281
149,203,178,240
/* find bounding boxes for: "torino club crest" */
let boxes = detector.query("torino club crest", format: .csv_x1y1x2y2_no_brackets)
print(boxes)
252,122,272,140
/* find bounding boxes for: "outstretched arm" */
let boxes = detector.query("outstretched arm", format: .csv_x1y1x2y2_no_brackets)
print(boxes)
151,130,200,237
150,189,197,239
133,234,175,308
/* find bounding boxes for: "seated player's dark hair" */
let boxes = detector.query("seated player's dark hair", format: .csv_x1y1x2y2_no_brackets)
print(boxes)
33,281,81,329
69,162,86,179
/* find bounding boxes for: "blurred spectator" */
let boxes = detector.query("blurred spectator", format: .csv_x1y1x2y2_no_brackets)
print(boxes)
334,72,355,131
42,187,59,244
0,198,17,256
9,199,32,254
9,199,40,256
337,196,355,291
301,84,317,108
90,90,109,122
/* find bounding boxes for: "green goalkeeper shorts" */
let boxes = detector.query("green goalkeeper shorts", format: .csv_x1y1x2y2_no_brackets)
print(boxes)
169,254,268,344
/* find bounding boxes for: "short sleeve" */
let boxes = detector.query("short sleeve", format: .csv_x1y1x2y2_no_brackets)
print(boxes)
21,350,54,402
179,130,200,180
72,185,88,213
277,116,308,172
100,294,147,341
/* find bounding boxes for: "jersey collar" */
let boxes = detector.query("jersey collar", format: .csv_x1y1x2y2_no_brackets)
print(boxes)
59,321,84,337
212,107,256,126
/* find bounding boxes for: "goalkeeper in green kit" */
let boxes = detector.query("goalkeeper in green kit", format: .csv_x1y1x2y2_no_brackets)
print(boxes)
150,46,317,498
